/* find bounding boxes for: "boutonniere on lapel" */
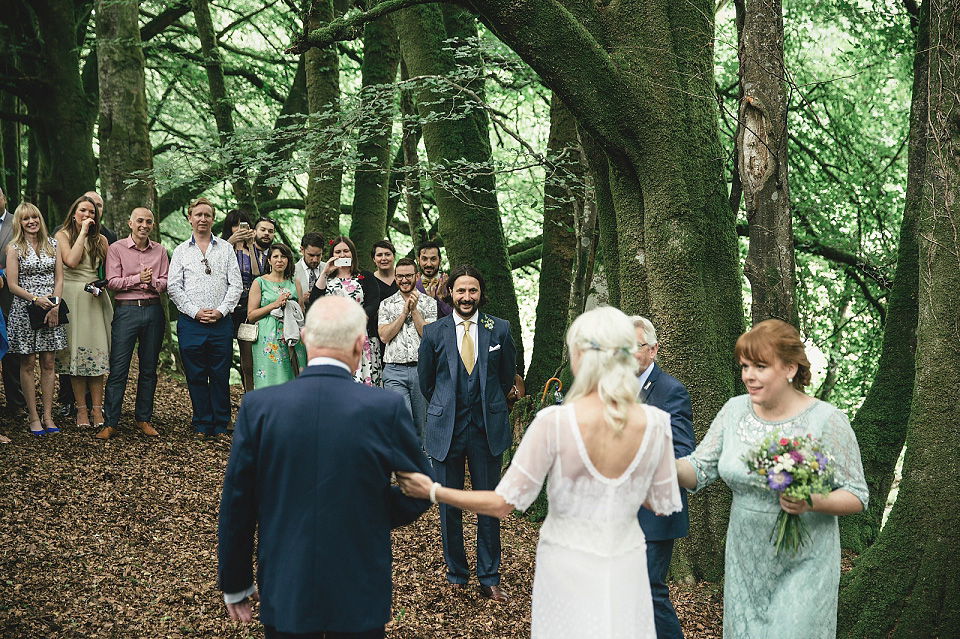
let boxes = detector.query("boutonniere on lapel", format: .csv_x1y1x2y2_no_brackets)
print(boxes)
480,315,494,331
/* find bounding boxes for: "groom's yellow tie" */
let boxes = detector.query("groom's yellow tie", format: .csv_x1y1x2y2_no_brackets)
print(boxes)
461,320,475,374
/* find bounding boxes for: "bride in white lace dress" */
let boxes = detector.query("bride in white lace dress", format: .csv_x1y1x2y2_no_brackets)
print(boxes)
398,306,682,638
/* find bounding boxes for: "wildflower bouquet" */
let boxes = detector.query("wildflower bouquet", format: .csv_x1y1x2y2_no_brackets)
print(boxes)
743,432,834,555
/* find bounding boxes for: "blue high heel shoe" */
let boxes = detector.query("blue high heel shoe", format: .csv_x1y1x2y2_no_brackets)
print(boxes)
44,422,61,435
27,422,46,437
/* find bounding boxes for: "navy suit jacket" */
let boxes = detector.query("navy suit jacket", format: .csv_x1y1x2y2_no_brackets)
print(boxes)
638,362,695,541
417,312,516,461
217,364,432,634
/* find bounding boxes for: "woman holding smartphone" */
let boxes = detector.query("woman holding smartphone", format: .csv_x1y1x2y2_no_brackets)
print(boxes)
5,202,68,435
308,235,381,385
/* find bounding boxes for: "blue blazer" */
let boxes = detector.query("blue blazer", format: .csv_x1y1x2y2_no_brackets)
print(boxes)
218,364,432,634
417,312,517,461
638,362,695,541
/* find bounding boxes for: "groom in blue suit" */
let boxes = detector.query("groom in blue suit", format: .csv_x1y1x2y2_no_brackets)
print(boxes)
418,264,516,602
633,316,695,639
218,296,432,638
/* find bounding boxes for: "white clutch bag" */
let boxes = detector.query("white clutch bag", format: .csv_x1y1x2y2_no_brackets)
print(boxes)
237,322,258,342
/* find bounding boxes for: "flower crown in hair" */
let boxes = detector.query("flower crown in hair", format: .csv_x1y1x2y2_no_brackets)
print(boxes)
580,339,634,359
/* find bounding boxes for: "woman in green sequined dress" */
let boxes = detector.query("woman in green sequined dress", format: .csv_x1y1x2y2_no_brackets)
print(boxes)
247,244,306,389
676,319,868,638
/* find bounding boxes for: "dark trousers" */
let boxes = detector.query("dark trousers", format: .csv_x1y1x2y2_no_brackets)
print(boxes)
1,350,24,409
264,626,384,639
434,421,502,587
177,314,233,434
103,304,165,429
646,538,684,639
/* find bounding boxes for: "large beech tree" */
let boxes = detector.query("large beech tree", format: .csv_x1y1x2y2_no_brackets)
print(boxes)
96,0,155,229
837,1,960,634
301,0,745,576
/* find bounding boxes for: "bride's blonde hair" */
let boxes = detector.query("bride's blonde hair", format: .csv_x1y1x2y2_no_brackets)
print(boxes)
563,306,640,432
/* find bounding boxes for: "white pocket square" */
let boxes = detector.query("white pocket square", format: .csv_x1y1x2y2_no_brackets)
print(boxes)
489,344,501,352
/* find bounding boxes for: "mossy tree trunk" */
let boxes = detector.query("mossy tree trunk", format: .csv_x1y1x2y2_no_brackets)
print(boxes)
191,0,258,215
4,0,98,221
0,85,21,208
838,4,960,635
396,4,523,365
96,0,155,231
304,0,745,575
838,2,924,555
254,58,308,206
471,0,745,578
526,95,579,394
304,0,343,240
737,0,797,325
398,59,428,248
349,16,400,268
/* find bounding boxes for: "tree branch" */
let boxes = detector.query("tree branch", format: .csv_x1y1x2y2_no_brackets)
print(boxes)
736,223,892,290
140,1,192,42
288,0,448,52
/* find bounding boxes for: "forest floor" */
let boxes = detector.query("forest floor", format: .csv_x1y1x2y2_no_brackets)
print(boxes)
0,362,724,638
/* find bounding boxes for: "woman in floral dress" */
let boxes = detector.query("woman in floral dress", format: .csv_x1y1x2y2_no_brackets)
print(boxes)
5,203,68,435
247,244,306,388
307,236,380,385
54,195,113,430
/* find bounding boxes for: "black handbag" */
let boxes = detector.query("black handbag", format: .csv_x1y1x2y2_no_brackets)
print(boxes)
27,299,69,330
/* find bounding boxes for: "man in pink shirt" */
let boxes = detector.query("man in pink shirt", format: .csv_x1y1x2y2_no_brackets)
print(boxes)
97,208,169,440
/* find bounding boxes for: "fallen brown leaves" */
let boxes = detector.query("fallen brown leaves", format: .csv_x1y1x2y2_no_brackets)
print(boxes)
0,368,724,638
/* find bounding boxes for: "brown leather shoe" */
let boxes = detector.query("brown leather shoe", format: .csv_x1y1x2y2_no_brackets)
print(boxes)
136,422,159,437
95,426,117,440
479,584,509,602
447,582,467,594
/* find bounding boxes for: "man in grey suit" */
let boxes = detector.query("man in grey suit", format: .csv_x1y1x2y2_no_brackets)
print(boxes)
417,264,517,602
0,187,26,415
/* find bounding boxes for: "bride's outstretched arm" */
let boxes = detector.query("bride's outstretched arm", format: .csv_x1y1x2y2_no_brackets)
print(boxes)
396,472,514,519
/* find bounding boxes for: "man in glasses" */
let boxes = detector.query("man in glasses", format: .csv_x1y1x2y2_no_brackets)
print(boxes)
378,258,437,443
168,197,243,438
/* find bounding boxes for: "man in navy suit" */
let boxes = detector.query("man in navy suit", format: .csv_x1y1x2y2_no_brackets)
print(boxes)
218,296,432,639
633,316,695,639
418,264,517,602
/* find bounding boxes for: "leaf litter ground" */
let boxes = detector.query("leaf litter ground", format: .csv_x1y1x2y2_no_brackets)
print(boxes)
0,365,723,638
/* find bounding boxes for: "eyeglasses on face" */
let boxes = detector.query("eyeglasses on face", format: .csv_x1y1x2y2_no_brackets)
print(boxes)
395,273,417,280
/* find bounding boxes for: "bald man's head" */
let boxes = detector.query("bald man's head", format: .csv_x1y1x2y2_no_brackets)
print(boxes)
127,207,155,245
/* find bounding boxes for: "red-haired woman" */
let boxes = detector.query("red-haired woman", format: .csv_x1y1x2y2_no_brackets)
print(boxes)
675,319,868,638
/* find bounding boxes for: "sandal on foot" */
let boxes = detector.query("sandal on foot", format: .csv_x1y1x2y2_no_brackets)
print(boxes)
76,405,91,428
43,420,61,435
91,405,104,429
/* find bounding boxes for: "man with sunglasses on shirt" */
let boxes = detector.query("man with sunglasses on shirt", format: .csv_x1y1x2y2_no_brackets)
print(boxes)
168,197,242,438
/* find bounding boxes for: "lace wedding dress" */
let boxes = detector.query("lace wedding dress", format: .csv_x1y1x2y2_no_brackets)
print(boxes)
496,404,682,639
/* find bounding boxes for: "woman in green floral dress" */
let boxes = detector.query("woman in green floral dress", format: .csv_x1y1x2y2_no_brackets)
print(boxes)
246,244,307,389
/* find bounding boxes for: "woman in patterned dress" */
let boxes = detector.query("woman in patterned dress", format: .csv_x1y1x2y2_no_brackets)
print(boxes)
54,195,113,430
4,203,68,436
247,243,307,388
307,236,381,385
675,319,868,638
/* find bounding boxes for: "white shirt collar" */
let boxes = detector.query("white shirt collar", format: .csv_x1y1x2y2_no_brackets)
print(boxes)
453,310,478,326
307,356,351,372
